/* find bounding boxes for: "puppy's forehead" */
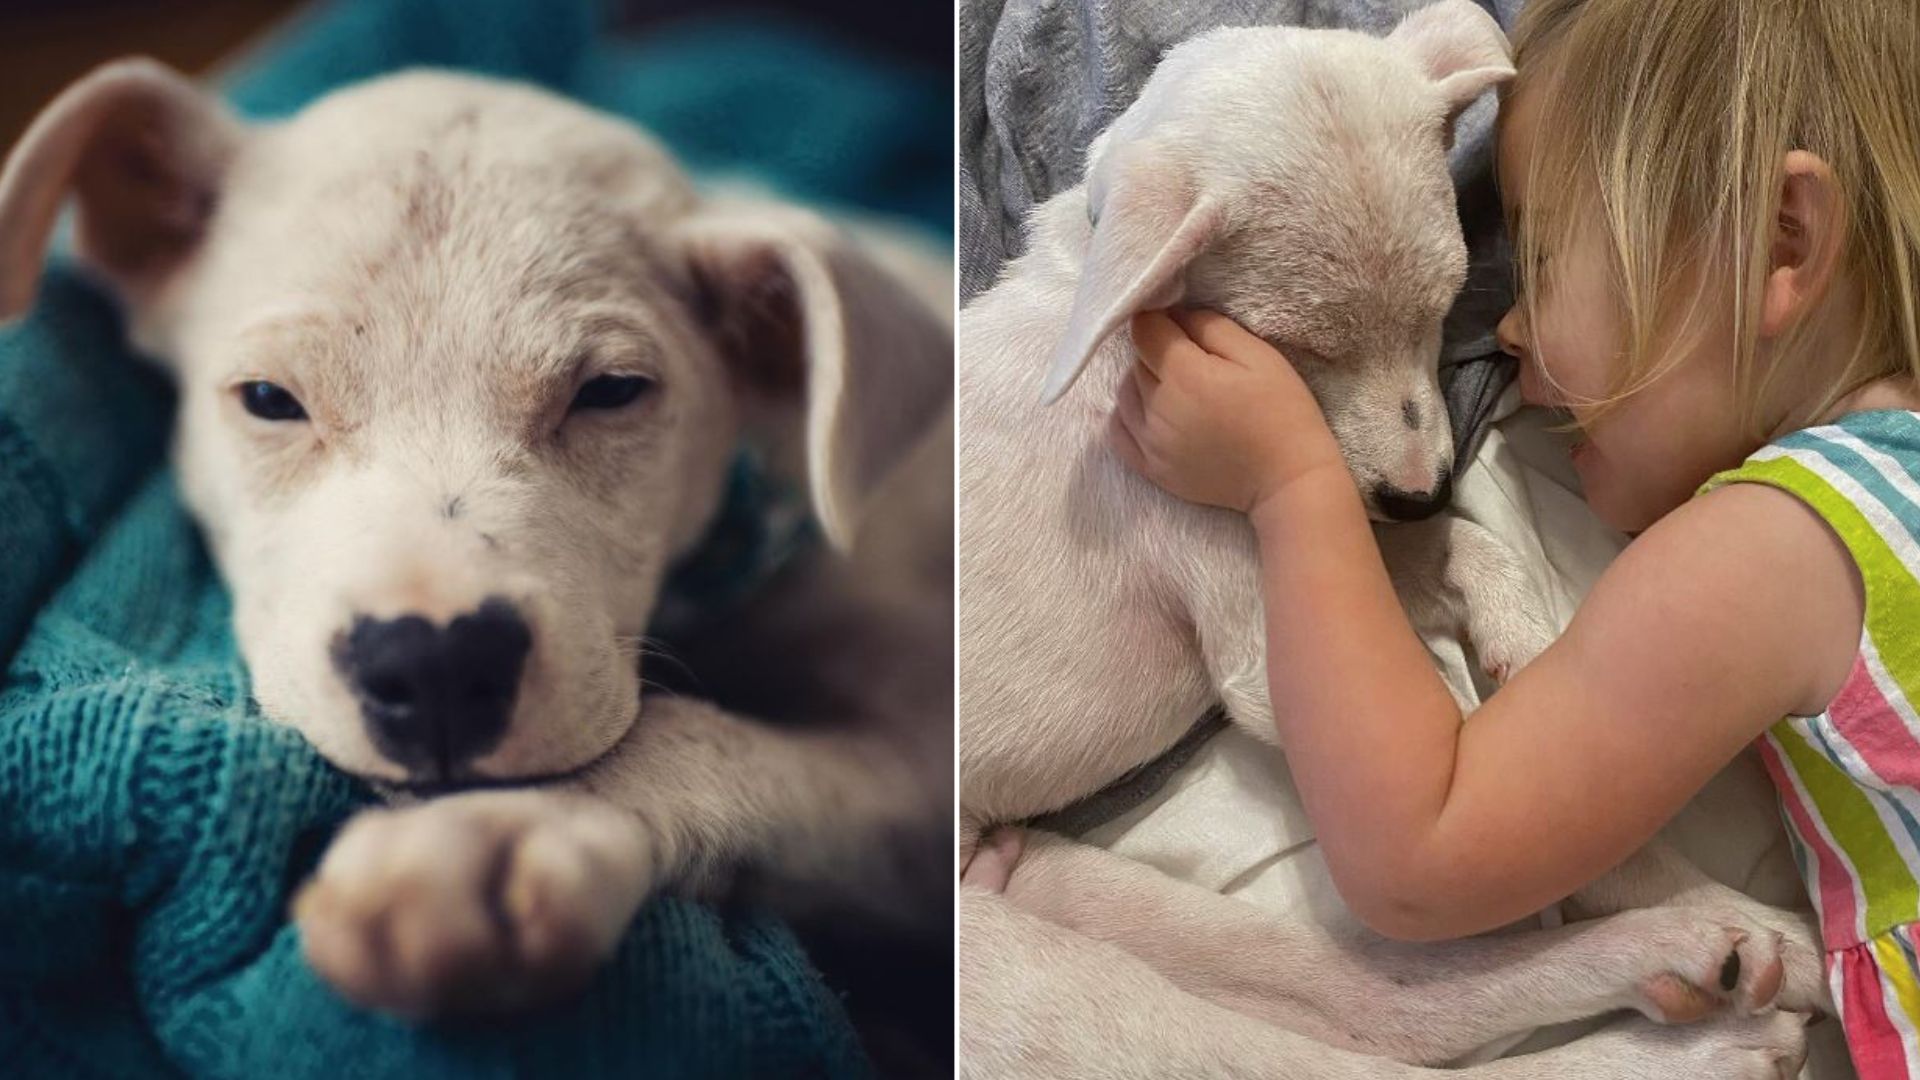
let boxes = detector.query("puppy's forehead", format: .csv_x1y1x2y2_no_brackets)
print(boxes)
208,73,704,387
1165,35,1463,356
1147,25,1440,147
271,70,694,201
243,73,693,272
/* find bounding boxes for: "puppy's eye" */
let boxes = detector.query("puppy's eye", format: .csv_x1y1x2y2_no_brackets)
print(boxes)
238,380,308,422
570,373,656,413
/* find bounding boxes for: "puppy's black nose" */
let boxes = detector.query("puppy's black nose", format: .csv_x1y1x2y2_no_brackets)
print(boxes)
334,598,531,776
1375,473,1454,522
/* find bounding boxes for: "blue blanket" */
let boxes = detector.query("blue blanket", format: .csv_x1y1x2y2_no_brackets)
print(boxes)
0,0,948,1076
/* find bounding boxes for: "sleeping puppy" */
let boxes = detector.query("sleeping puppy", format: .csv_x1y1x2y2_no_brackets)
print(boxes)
0,60,953,1030
958,2,1823,1076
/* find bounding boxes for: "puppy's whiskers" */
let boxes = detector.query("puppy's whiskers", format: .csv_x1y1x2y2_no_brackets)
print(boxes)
615,634,708,696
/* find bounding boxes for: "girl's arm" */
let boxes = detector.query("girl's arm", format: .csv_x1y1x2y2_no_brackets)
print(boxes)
1111,309,1864,941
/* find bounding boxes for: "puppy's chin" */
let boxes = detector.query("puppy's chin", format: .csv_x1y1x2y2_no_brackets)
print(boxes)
472,698,641,785
313,720,631,794
364,762,600,798
471,666,643,776
265,688,640,792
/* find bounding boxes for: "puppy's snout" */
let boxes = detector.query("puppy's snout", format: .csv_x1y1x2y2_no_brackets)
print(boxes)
1374,472,1454,522
335,597,531,776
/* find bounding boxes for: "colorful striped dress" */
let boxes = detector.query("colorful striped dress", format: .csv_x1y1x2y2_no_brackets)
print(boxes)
1702,409,1920,1079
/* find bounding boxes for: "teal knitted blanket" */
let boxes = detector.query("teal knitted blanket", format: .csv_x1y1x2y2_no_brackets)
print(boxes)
0,1,947,1076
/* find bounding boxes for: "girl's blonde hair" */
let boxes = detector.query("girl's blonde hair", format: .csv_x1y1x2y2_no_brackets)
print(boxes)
1509,0,1920,436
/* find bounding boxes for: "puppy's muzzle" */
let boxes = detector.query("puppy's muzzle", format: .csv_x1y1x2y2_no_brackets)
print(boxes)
1373,472,1454,522
333,597,531,778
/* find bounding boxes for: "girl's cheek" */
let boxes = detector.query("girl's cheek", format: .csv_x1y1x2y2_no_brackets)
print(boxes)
1516,355,1545,405
1518,351,1564,408
1529,332,1610,408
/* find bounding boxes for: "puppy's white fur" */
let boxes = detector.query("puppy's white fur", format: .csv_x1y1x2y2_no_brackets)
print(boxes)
0,60,952,1016
958,3,1822,1076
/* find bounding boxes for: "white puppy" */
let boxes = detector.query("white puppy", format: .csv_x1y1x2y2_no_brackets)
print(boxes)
958,3,1822,1076
0,60,953,1031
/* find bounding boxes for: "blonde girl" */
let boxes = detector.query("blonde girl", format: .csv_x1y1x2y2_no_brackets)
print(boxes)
1108,0,1920,1074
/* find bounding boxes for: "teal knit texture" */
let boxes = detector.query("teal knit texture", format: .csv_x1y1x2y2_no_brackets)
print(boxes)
0,0,948,1075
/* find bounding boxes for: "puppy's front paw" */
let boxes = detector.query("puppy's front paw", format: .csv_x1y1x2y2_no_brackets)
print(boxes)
1623,905,1812,1023
1475,603,1557,684
1670,888,1831,1016
295,790,654,1017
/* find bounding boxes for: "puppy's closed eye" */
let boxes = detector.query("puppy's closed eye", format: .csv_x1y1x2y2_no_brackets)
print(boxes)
568,373,657,413
239,380,309,422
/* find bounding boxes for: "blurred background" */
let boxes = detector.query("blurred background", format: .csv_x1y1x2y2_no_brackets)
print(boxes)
2,0,304,148
0,0,952,222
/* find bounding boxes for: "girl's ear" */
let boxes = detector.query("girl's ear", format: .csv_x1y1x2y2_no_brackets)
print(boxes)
1761,150,1845,340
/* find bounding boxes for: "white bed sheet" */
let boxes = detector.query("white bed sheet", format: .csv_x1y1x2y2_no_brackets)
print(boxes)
1080,389,1854,1077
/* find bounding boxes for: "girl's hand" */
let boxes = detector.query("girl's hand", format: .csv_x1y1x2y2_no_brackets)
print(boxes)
1109,308,1346,514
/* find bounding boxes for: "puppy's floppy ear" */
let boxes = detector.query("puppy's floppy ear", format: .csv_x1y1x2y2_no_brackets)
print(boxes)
1042,139,1222,404
0,58,242,321
1388,0,1516,119
678,203,952,552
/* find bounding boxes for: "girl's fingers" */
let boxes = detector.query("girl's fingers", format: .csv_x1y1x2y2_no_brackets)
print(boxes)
1129,309,1205,379
1108,409,1149,477
1131,355,1159,406
1170,307,1280,369
1108,381,1151,477
1114,363,1150,435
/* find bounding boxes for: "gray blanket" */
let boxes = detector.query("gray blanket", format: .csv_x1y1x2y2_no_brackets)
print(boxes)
960,0,1527,462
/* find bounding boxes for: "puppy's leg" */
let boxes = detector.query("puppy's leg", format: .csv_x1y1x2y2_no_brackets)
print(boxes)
962,885,1425,1080
571,696,930,904
1436,517,1558,685
1194,518,1505,737
1569,838,1778,913
299,695,927,1016
962,884,1807,1079
1376,518,1486,710
1568,841,1832,1015
1477,1012,1809,1080
997,831,1812,1064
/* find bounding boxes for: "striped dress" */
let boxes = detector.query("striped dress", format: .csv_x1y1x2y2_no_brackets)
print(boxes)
1702,409,1920,1079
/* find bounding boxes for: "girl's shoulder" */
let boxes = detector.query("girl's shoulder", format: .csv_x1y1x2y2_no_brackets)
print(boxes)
1689,410,1920,714
1705,409,1920,538
1703,407,1920,633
